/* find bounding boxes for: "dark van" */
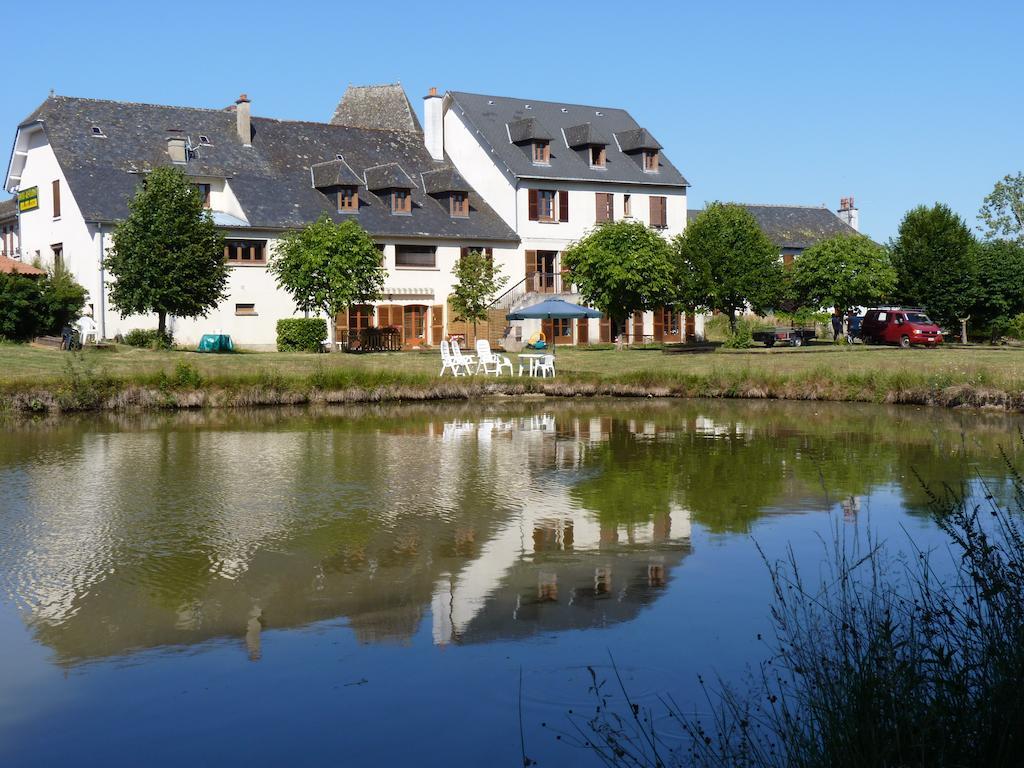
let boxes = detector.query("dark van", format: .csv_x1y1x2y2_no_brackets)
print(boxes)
859,308,943,348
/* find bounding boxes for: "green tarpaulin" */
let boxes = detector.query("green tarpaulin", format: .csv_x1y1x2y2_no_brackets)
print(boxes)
197,334,234,353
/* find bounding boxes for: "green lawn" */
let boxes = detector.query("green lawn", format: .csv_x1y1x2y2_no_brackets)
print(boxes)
3,340,1024,390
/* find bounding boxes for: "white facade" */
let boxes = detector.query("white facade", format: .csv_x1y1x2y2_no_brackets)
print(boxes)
439,99,703,343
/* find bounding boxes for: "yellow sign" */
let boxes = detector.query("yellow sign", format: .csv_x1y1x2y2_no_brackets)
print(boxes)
18,186,38,212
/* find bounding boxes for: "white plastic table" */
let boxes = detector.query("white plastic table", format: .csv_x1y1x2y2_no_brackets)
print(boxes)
517,353,546,377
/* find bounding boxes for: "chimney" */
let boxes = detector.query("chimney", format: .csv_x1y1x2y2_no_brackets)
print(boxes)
837,196,859,231
235,93,252,146
166,132,187,164
423,87,443,161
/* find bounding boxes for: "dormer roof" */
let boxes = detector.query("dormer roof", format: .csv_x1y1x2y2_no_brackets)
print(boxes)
565,122,609,148
364,162,415,191
507,117,553,144
421,167,470,195
614,127,662,152
310,158,363,189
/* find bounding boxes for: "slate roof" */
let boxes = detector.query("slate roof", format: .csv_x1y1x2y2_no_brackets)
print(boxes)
309,158,363,188
330,84,423,133
687,205,860,250
507,117,553,143
420,167,470,195
11,95,517,242
615,127,662,152
448,91,688,187
364,162,415,191
564,122,609,148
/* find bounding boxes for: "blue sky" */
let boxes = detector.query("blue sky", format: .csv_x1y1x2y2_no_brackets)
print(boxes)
6,0,1020,241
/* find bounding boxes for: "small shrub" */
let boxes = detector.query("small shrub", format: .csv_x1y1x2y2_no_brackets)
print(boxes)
722,320,754,349
277,318,327,352
173,361,202,389
124,328,173,349
57,354,118,410
1004,313,1024,341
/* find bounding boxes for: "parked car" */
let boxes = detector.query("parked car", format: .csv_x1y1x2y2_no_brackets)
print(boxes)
859,308,943,348
752,327,817,348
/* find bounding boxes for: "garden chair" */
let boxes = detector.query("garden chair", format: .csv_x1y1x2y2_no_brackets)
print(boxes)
535,354,555,378
439,340,464,377
475,339,513,376
451,339,476,373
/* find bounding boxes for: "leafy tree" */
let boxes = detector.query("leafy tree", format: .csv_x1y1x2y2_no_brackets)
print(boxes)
978,172,1024,242
561,220,675,342
0,273,42,340
673,203,784,330
105,167,227,336
790,234,896,313
890,203,976,338
270,215,384,339
970,239,1024,340
38,266,88,335
449,250,508,339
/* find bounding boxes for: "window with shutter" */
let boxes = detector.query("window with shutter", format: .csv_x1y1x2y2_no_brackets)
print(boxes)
558,190,569,222
595,193,613,223
52,180,61,219
650,196,667,229
525,250,538,292
528,189,538,221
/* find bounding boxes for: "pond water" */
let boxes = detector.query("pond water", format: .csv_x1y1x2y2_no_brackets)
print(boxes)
0,399,1020,766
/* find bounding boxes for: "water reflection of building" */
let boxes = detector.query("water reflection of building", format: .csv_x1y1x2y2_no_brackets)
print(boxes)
1,407,692,665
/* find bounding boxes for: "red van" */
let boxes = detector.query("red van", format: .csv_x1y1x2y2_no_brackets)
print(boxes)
859,308,943,348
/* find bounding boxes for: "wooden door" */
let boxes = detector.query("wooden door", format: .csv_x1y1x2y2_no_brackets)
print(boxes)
653,309,664,342
431,305,444,346
577,318,589,344
525,250,538,292
378,304,403,346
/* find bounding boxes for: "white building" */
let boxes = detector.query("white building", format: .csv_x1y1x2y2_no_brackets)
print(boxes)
432,89,702,344
4,87,518,349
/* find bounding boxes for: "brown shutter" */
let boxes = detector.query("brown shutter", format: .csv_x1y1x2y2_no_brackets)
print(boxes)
600,317,611,343
52,180,61,218
335,306,349,346
649,196,657,226
558,190,569,222
577,318,589,344
595,193,605,222
633,313,644,343
528,189,538,221
431,304,444,345
653,309,664,341
649,196,666,228
525,250,538,292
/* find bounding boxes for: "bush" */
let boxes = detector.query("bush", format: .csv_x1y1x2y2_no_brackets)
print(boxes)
38,268,87,336
1003,313,1024,341
722,320,754,349
277,318,327,352
123,328,173,349
0,269,87,341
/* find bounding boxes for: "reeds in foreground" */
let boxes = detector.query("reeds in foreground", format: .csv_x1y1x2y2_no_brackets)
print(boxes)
566,450,1024,768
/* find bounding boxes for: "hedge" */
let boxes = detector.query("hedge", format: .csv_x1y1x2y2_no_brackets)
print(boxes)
277,317,327,352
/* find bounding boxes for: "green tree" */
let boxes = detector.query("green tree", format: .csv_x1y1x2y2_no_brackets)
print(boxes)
561,220,675,342
448,250,508,339
270,215,384,340
674,203,784,330
970,239,1024,340
0,273,42,341
105,167,227,336
978,172,1024,242
790,234,896,313
890,203,976,339
38,265,88,335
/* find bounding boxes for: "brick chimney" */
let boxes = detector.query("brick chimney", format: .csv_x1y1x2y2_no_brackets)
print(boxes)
837,196,859,231
423,87,443,161
235,93,252,147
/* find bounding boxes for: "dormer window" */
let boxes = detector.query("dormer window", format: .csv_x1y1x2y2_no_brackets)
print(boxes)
643,150,659,172
532,141,550,165
391,189,412,215
450,192,469,218
338,186,359,213
590,146,606,168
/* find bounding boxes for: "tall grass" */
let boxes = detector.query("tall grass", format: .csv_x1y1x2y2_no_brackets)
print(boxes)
570,451,1024,767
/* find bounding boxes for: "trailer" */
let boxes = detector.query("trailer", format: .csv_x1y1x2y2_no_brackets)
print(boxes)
751,327,817,348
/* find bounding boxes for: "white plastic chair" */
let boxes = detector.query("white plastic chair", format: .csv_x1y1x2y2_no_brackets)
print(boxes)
535,354,555,378
451,339,476,373
439,340,463,377
475,339,513,376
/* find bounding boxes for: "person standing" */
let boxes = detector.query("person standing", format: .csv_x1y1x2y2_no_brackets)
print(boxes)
831,308,843,341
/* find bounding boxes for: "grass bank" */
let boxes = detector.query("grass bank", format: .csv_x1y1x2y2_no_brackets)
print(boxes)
3,342,1024,413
